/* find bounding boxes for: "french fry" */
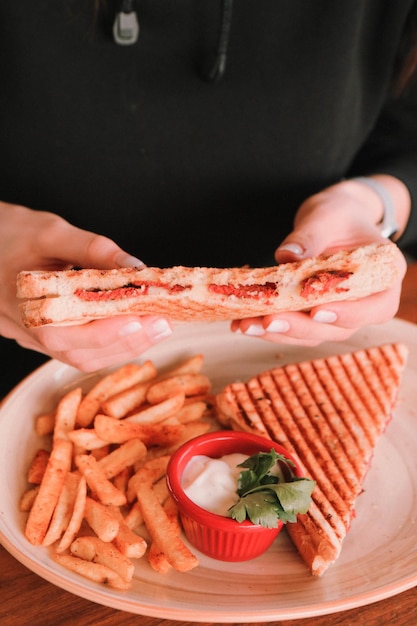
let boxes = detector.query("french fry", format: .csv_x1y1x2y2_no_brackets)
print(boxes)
25,438,73,545
19,486,39,512
75,454,127,506
94,414,184,446
127,469,169,505
123,501,143,530
159,354,204,378
97,438,147,479
147,541,172,574
70,536,135,583
90,445,111,461
101,382,151,419
134,421,210,463
77,363,152,428
169,420,211,449
107,506,147,558
173,401,208,424
35,412,55,437
56,476,87,553
146,374,211,405
53,552,130,590
134,457,199,572
27,449,50,484
67,428,109,451
112,466,131,496
43,472,80,546
124,392,185,425
54,387,82,440
164,494,180,526
84,496,119,542
147,495,180,574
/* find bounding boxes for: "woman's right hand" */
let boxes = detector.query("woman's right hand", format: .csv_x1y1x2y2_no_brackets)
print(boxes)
0,202,172,372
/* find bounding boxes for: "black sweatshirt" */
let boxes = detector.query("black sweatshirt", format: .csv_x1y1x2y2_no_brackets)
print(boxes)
1,0,417,392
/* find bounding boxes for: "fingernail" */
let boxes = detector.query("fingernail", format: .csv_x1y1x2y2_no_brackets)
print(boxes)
313,310,338,323
116,253,145,268
244,323,265,336
119,321,143,336
149,318,172,341
278,243,304,256
265,319,290,333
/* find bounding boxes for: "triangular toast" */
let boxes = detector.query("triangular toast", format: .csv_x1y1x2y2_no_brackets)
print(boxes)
215,343,408,575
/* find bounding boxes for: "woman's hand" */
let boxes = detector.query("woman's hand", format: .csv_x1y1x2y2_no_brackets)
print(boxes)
0,202,172,371
232,176,409,345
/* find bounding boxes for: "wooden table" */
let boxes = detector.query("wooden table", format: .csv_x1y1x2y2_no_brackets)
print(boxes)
1,264,417,626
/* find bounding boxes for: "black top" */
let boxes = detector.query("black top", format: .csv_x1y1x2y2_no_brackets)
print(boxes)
1,0,417,393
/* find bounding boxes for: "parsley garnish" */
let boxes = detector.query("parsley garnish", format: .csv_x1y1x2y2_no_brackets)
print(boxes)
228,449,315,528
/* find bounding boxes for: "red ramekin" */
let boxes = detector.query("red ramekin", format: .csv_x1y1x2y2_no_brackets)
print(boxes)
166,430,303,562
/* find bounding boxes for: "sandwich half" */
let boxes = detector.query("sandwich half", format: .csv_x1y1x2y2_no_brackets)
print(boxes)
215,342,408,575
17,242,400,327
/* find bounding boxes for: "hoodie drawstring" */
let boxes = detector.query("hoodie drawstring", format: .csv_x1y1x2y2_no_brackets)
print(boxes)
203,0,234,81
113,0,234,82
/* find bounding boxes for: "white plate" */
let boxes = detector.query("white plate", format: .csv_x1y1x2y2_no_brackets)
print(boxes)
1,318,417,622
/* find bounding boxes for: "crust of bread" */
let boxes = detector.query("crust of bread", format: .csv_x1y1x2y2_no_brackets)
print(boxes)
215,342,408,575
17,242,400,327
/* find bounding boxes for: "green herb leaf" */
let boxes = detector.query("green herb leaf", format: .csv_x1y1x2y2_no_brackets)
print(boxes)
228,449,315,528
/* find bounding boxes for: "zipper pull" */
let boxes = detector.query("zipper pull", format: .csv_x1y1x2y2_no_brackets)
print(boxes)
113,0,139,46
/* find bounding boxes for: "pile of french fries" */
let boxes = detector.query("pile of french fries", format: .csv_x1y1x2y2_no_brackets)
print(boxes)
20,354,217,590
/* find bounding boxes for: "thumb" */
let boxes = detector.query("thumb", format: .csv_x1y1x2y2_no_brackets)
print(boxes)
274,219,333,264
39,218,144,270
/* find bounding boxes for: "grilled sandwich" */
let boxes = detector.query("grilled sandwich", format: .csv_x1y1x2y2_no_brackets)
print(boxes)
215,342,408,575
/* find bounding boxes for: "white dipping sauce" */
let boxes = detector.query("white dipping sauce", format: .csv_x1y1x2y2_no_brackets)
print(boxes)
181,453,248,515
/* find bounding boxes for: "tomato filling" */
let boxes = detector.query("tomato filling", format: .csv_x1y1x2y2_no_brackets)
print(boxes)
300,270,352,297
75,282,189,301
208,282,278,299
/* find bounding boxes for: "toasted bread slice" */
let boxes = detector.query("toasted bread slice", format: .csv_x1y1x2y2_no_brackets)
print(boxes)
216,343,408,575
17,243,400,327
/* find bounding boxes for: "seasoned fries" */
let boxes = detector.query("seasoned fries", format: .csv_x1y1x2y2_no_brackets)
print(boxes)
70,535,135,583
77,362,156,428
27,449,50,484
124,391,186,425
146,373,211,404
53,552,131,590
54,387,82,440
84,497,120,542
56,477,87,553
21,355,216,590
94,414,185,446
134,456,198,572
25,438,73,545
75,454,128,506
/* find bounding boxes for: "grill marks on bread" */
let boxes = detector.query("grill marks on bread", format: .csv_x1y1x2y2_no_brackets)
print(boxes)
216,343,408,575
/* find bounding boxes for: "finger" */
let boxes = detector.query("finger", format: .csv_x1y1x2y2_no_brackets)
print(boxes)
34,217,143,270
232,280,402,345
30,316,172,371
310,283,403,329
231,313,355,345
273,200,384,264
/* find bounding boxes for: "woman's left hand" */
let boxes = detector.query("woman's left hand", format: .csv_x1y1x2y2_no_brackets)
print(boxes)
231,178,408,346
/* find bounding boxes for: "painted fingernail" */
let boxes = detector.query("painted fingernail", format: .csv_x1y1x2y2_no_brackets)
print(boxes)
265,319,290,333
116,253,145,268
244,324,265,336
119,321,143,336
149,318,172,341
312,310,338,323
278,243,304,256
